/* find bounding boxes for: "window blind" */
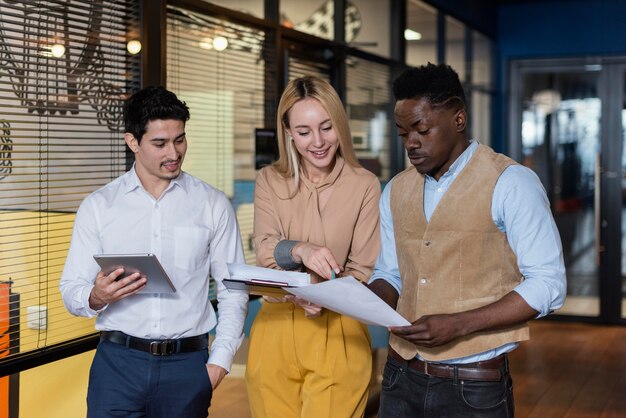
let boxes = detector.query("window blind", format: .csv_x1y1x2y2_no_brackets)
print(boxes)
287,54,331,82
0,0,140,368
167,5,276,266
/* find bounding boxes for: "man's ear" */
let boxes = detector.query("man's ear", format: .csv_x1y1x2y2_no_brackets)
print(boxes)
124,133,139,153
454,109,467,132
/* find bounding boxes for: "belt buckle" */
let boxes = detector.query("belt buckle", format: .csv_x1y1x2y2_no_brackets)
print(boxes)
149,340,175,356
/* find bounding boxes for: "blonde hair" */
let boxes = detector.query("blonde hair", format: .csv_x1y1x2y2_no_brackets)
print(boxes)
273,76,360,187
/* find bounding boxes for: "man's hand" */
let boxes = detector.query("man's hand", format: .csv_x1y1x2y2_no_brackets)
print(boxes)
389,292,540,348
389,313,464,347
292,242,341,280
88,268,147,310
367,279,399,309
206,364,227,390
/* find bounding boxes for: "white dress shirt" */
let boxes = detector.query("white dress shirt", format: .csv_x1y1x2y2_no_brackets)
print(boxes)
60,167,248,371
370,141,566,363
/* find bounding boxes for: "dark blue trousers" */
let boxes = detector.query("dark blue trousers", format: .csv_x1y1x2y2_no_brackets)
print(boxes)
378,355,515,418
87,338,213,418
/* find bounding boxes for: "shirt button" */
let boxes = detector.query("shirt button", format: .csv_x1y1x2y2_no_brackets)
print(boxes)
420,278,428,284
154,232,159,237
437,188,442,193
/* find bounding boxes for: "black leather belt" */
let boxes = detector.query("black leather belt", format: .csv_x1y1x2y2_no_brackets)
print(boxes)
389,348,506,382
100,331,209,356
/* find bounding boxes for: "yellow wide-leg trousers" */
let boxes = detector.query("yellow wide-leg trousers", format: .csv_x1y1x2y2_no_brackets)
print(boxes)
245,301,372,418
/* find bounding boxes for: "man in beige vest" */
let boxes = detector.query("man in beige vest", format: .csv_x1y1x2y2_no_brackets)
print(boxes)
368,63,566,417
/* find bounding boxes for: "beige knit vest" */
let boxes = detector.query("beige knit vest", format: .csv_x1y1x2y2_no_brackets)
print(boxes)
389,144,530,361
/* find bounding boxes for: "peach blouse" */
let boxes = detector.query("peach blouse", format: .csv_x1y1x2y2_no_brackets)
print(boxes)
253,156,381,282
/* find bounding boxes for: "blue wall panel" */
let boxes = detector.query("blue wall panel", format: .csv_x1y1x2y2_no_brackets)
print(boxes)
494,0,626,153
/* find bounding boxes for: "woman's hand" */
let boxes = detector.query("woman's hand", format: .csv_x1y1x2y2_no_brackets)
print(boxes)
291,242,341,280
286,295,323,317
262,295,291,303
262,295,322,317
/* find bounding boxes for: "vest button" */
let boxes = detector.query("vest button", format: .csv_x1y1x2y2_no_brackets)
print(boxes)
420,277,428,284
424,240,431,246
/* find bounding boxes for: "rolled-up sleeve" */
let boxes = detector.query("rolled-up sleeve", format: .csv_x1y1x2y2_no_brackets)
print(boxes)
495,165,567,317
60,196,106,318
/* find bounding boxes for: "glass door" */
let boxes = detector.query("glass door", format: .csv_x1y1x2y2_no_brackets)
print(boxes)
510,58,626,323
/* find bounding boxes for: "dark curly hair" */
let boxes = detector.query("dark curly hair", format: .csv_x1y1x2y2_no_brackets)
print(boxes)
123,86,190,142
393,63,467,111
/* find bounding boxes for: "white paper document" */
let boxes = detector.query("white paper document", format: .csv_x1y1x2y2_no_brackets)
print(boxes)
286,276,411,327
226,263,311,286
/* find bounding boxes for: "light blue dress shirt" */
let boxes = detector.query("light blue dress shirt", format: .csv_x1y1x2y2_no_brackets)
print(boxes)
370,141,567,363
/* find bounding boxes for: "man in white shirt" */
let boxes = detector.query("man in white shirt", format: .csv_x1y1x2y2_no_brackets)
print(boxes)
60,86,248,417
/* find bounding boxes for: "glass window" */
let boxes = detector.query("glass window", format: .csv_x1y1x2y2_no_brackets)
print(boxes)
349,0,390,57
445,16,465,81
281,0,334,40
346,57,394,181
406,0,437,67
167,6,275,264
470,92,491,146
0,0,139,361
469,31,493,145
472,30,493,88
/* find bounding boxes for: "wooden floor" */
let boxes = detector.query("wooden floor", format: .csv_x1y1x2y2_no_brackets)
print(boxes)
509,321,626,417
209,320,626,418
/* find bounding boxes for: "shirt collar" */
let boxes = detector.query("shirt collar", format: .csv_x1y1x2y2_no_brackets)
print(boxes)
123,164,188,195
299,155,345,191
426,140,478,182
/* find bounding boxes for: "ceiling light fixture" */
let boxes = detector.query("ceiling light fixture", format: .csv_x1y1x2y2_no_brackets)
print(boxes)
404,29,422,41
127,40,142,55
212,36,228,52
50,43,66,58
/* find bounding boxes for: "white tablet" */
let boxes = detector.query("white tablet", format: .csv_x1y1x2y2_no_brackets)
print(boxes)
93,253,176,293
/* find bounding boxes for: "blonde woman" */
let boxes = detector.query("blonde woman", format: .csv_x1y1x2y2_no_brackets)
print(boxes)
245,76,381,418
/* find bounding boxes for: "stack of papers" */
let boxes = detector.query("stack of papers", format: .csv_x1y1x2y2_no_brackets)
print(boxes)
226,263,310,286
224,263,410,327
225,263,311,297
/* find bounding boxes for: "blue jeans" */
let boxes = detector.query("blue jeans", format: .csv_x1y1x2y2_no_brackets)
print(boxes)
87,338,213,418
378,355,514,418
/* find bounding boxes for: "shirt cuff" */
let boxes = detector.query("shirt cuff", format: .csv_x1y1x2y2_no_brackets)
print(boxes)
513,278,564,318
274,240,303,270
82,285,107,317
208,348,235,372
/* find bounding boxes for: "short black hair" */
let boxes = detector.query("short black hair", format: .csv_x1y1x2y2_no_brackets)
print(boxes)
393,63,467,111
123,86,190,142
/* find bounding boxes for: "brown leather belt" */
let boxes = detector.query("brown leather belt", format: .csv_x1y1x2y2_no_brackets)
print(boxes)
388,348,506,382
